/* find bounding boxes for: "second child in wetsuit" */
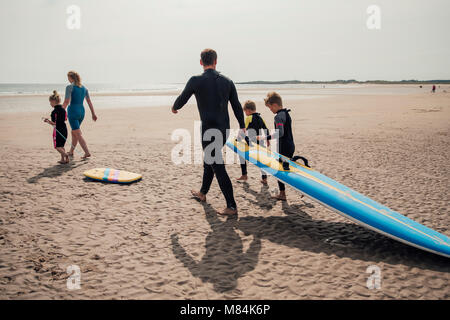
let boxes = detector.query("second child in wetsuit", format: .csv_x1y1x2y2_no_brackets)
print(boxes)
237,100,270,184
43,90,69,164
258,92,295,201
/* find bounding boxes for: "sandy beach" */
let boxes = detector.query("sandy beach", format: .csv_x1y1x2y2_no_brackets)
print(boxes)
0,86,449,299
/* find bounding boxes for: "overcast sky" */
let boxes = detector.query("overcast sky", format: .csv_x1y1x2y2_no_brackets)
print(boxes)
1,0,449,83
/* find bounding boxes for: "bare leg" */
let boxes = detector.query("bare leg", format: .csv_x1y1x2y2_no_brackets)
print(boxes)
73,129,91,159
56,147,68,164
78,135,90,157
272,190,287,201
68,131,79,156
218,207,238,215
78,135,91,158
237,175,248,181
191,190,206,202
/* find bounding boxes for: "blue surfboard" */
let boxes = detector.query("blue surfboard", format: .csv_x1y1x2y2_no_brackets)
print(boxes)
227,139,450,258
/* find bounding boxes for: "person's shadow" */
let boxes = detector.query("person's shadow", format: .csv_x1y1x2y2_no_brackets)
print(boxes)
241,182,316,212
171,202,261,293
237,201,450,272
241,182,275,210
27,162,85,184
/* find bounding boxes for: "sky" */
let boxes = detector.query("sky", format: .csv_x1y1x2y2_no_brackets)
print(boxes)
0,0,449,83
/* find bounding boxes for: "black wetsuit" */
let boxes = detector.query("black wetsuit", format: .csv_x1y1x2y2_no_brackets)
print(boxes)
173,69,245,209
51,104,67,148
241,113,269,178
267,109,295,191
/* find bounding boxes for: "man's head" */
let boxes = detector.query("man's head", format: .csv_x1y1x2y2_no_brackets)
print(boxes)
200,48,217,69
264,92,283,114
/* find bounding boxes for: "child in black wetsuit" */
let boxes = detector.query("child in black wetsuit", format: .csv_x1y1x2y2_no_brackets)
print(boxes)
258,92,295,201
237,100,270,184
43,90,69,164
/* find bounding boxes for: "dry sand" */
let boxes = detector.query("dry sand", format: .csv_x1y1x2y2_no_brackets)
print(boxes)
0,87,449,299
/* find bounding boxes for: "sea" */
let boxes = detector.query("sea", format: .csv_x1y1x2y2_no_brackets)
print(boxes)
0,82,431,114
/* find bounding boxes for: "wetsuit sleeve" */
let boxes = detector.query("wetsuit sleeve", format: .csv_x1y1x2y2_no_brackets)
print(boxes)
245,115,252,129
267,113,285,140
51,110,56,123
261,117,269,136
64,85,73,101
173,77,195,110
229,81,245,129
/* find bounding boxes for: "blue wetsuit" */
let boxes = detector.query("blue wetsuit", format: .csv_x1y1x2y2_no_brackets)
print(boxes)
65,84,89,130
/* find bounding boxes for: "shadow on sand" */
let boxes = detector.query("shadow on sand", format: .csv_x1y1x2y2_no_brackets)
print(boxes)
27,161,86,183
172,184,448,293
237,199,449,272
241,181,316,212
171,202,261,293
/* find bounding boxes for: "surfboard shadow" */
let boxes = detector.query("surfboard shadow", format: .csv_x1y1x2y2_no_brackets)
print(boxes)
171,202,261,293
27,162,86,184
237,202,449,272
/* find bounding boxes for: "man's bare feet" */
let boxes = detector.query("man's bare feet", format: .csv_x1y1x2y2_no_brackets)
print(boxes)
218,207,238,216
237,175,248,181
191,190,206,202
272,191,287,201
67,152,74,157
81,153,91,160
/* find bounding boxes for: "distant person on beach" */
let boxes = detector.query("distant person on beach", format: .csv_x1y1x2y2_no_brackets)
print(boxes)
431,85,436,93
236,100,269,185
171,48,246,216
62,71,97,159
257,92,295,201
43,90,69,164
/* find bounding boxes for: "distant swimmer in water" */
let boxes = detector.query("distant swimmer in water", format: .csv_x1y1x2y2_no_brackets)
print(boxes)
62,71,97,159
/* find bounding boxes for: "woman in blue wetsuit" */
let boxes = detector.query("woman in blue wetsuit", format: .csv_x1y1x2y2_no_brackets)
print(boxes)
62,71,97,159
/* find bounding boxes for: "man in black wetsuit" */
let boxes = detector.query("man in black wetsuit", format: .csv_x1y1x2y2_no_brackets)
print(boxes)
171,49,246,215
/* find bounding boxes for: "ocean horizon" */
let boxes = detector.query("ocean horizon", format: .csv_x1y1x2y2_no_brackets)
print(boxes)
2,80,443,96
0,82,444,114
